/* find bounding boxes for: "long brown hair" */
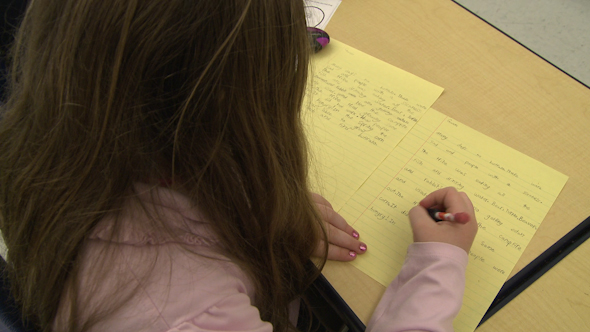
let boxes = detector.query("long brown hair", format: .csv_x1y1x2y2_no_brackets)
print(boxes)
0,0,324,331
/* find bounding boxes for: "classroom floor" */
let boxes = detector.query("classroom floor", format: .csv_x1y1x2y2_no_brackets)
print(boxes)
453,0,590,88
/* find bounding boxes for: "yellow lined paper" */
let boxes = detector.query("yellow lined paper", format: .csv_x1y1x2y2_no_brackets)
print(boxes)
303,39,443,210
341,108,568,331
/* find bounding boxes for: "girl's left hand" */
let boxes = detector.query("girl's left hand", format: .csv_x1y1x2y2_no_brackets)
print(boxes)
311,193,367,261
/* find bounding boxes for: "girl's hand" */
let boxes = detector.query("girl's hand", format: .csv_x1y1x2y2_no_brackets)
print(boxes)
409,187,478,253
311,193,367,261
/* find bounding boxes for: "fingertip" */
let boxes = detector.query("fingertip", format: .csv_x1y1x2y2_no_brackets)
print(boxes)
327,246,359,261
455,212,470,223
445,186,459,193
359,243,367,253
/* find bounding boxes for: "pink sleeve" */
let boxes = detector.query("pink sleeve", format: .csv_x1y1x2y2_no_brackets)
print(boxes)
366,242,468,332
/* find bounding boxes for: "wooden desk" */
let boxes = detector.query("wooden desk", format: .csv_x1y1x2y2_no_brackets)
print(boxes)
321,0,590,330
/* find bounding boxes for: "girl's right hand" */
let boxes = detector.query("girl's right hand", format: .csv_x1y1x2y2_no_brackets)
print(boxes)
408,187,478,253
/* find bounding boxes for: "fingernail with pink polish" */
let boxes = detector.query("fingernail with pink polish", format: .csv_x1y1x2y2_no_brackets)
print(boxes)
349,251,357,258
352,230,359,239
359,243,367,252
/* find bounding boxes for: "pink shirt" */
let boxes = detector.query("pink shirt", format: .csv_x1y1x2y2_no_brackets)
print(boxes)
60,184,467,331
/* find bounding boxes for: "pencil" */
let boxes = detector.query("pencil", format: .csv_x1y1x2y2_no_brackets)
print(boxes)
427,209,470,223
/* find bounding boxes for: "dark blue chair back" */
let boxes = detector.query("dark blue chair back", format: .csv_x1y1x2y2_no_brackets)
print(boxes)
0,1,33,330
0,258,39,332
0,0,28,102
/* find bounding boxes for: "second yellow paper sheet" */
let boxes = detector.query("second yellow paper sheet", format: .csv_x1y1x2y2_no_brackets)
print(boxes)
342,108,568,331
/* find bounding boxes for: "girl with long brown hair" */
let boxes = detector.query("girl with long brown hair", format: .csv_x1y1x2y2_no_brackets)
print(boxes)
0,0,477,331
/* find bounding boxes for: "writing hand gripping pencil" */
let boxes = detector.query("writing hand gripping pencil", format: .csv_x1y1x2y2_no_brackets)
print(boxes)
409,187,478,253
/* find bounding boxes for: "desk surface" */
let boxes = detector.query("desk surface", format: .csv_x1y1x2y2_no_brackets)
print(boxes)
321,0,590,330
